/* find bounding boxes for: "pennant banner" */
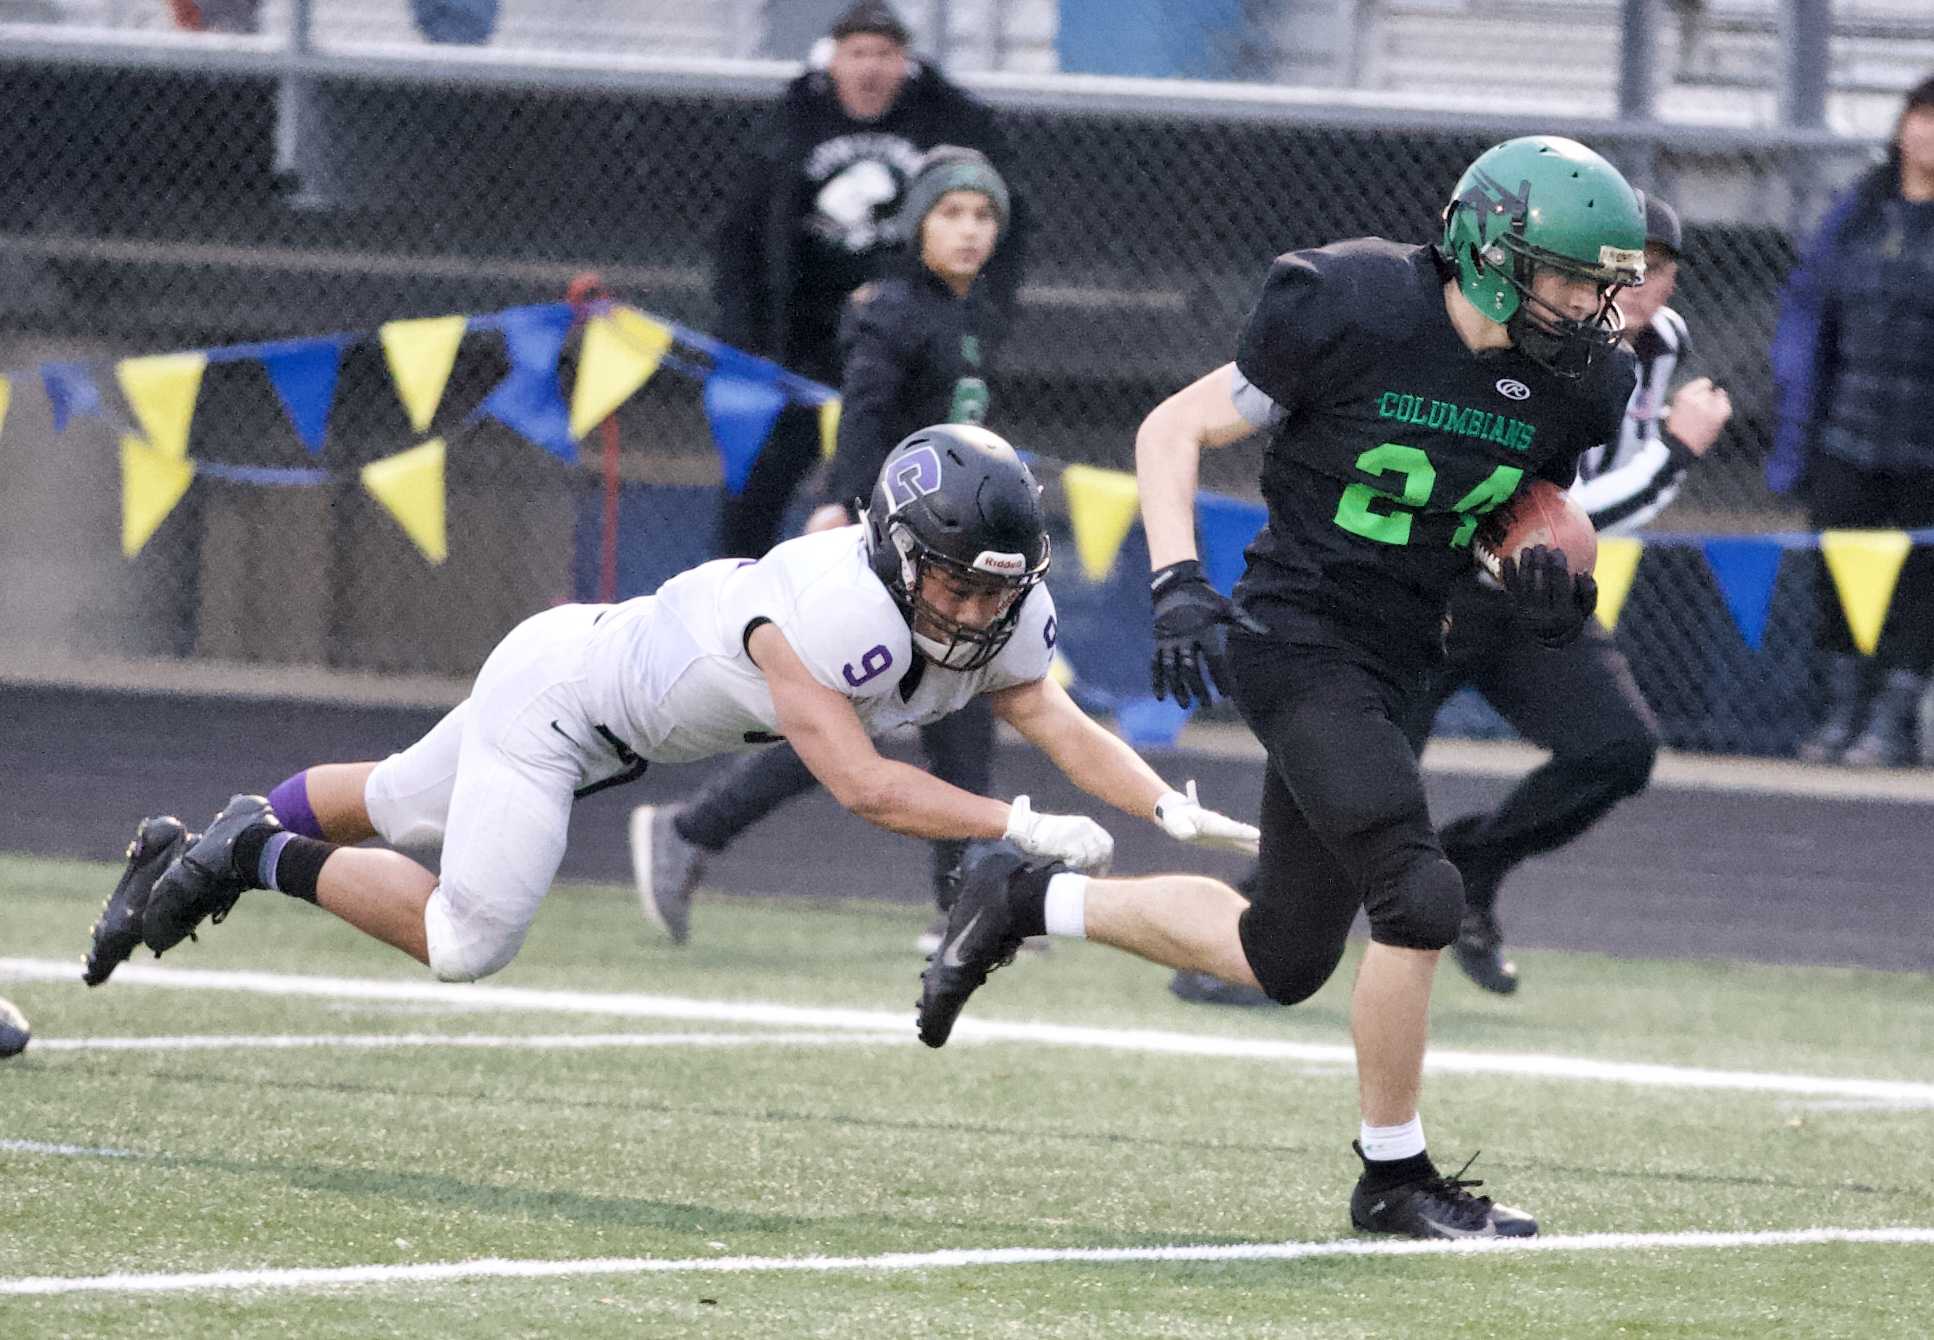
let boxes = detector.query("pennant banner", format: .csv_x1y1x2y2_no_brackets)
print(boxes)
1702,537,1785,651
1820,529,1913,656
41,361,103,433
1061,464,1141,582
0,376,10,446
482,305,576,461
570,307,673,441
261,338,344,456
1115,694,1191,749
704,351,788,496
1593,536,1645,630
1197,492,1265,595
120,434,194,557
380,315,468,434
361,438,447,564
819,397,842,461
115,351,207,462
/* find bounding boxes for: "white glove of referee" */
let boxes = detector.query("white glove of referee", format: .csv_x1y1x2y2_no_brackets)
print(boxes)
1154,780,1260,855
1003,795,1114,872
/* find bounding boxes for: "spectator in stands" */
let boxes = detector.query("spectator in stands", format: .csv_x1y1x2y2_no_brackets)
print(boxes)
633,147,1016,952
167,0,258,32
410,0,499,45
1171,194,1733,1006
709,0,1028,560
1771,72,1934,767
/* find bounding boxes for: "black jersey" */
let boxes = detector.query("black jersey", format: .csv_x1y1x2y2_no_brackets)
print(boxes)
1231,238,1635,670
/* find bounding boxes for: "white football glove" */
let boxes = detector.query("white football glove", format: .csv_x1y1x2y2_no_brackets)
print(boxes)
1154,780,1260,855
1003,795,1114,872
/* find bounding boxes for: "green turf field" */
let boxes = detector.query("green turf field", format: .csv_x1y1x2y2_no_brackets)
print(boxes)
3,851,1931,1337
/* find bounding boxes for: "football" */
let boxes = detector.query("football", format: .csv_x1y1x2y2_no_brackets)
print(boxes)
0,995,29,1059
1473,478,1597,581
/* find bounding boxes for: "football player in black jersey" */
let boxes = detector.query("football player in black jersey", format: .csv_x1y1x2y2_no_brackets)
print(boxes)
918,136,1646,1239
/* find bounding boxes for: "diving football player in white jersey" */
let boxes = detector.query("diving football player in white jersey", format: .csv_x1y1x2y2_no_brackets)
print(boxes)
84,426,1257,988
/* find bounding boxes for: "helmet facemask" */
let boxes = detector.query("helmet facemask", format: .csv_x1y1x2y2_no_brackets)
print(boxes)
886,518,1045,671
1492,238,1634,379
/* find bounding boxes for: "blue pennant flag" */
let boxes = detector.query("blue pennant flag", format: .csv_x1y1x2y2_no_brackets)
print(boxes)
1197,492,1265,596
1702,537,1786,651
1115,694,1191,750
704,350,788,496
480,305,575,461
40,361,103,433
259,338,344,456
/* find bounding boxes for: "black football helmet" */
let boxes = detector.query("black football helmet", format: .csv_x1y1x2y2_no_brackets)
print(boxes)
862,425,1051,671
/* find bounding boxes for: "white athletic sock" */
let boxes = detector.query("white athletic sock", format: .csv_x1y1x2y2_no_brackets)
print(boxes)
1359,1115,1426,1163
1042,872,1089,938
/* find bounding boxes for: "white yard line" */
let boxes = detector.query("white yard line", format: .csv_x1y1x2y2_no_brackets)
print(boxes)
0,1138,134,1159
32,1031,908,1053
5,956,1931,1107
5,1228,1934,1297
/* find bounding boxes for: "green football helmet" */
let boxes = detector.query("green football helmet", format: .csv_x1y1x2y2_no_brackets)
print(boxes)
1441,135,1647,378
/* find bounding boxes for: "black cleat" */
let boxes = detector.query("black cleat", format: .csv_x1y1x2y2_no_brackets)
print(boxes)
1452,906,1520,995
83,815,190,986
142,795,281,955
0,995,30,1058
1349,1143,1537,1239
916,848,1048,1048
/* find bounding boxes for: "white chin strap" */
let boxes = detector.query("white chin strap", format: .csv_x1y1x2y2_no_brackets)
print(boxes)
913,629,978,669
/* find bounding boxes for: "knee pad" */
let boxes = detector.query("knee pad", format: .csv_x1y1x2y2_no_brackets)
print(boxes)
1239,904,1348,1006
1366,854,1464,951
423,886,525,983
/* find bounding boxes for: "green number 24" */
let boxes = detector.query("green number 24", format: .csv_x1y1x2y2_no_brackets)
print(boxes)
1333,443,1523,548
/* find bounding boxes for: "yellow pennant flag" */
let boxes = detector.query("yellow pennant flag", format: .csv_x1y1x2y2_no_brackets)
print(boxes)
1592,536,1644,630
361,438,447,564
120,433,195,557
819,397,842,460
1821,529,1912,655
1061,464,1141,582
0,376,10,445
380,315,468,434
116,351,207,461
570,307,672,440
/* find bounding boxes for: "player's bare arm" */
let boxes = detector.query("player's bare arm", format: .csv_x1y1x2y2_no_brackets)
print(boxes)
1134,362,1262,568
751,621,1010,841
990,677,1259,853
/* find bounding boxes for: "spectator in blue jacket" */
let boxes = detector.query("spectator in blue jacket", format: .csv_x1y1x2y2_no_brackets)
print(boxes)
1769,72,1934,767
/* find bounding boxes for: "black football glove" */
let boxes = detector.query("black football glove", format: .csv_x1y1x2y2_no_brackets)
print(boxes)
1150,559,1266,708
1499,545,1597,649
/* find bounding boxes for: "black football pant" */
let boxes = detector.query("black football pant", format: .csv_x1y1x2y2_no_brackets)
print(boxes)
672,696,996,905
1225,635,1464,1006
1416,580,1659,915
1803,453,1934,675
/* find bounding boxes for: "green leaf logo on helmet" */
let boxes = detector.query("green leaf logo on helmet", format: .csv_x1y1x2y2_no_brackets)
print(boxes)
1441,135,1647,378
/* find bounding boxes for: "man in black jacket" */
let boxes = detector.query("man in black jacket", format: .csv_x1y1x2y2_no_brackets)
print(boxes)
710,0,1027,559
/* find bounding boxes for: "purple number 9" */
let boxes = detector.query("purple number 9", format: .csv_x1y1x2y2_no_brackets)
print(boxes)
843,644,894,687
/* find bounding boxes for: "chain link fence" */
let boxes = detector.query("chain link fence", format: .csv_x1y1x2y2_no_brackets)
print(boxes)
0,39,1912,755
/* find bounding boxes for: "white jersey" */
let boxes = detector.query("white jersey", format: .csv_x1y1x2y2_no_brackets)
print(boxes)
582,526,1058,764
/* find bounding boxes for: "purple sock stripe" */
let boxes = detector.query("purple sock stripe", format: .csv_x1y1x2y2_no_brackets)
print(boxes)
266,771,325,839
257,831,297,892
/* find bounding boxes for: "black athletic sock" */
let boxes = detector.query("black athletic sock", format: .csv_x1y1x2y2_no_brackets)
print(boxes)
1004,864,1059,940
249,834,338,904
1357,1149,1437,1191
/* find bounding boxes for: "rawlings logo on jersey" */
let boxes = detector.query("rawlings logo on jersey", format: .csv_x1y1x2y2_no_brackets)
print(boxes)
884,444,943,513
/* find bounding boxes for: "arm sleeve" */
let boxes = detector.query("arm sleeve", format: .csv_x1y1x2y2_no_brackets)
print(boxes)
1570,437,1686,534
825,289,917,511
1233,251,1355,418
